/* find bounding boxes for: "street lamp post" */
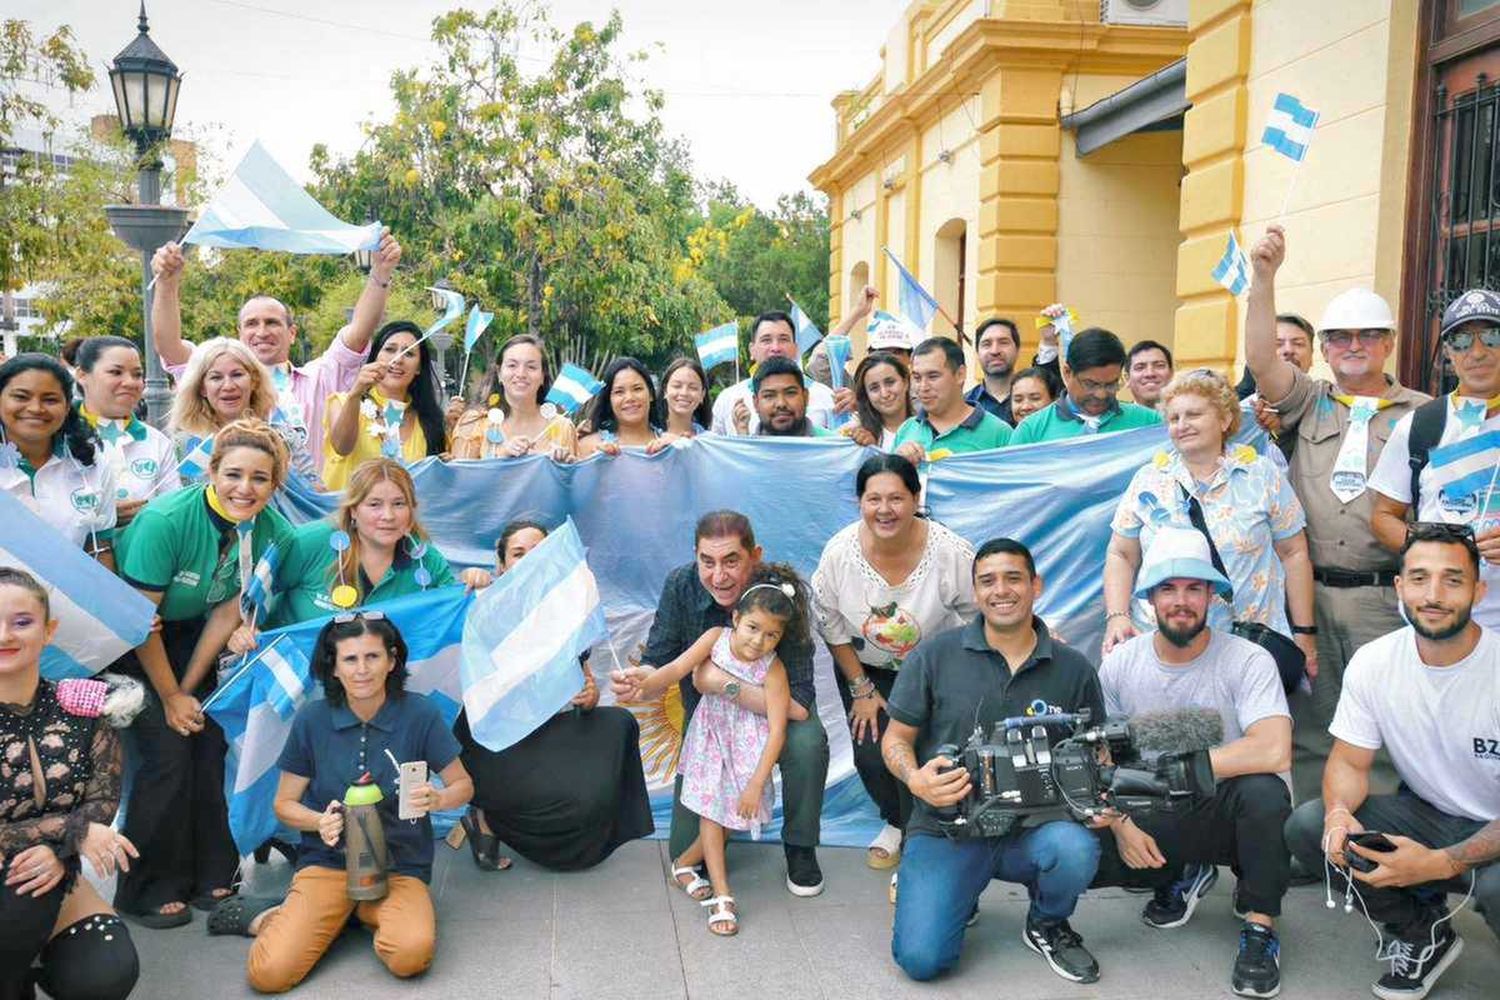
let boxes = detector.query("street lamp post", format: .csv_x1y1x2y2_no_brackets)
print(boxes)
103,3,187,428
429,279,455,397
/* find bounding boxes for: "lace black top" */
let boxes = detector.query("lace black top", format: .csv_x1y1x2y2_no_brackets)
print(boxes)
0,679,122,890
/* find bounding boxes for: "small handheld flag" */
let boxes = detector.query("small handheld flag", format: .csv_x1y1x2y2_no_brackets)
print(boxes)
788,298,824,355
1212,232,1251,297
882,246,940,333
545,363,605,415
695,321,740,371
464,304,494,352
393,287,466,362
181,141,381,255
1262,93,1319,162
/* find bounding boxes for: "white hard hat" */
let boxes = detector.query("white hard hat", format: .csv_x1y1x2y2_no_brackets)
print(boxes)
1317,288,1395,333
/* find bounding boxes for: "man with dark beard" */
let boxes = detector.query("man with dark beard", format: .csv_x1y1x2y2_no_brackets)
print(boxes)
751,357,839,438
1284,523,1500,1000
1097,527,1293,999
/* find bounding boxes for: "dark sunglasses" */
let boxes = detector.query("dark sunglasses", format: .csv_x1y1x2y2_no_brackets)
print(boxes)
1320,329,1390,347
332,610,387,624
1442,326,1500,352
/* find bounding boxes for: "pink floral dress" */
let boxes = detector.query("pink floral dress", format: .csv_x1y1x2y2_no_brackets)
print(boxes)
678,631,775,831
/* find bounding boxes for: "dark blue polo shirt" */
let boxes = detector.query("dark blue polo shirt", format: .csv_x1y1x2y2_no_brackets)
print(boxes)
278,692,461,882
886,615,1105,838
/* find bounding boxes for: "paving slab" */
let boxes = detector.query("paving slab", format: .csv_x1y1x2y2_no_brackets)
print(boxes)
115,841,1500,999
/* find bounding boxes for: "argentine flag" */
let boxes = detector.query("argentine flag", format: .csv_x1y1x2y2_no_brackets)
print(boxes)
789,299,824,355
0,490,153,678
883,246,939,332
695,321,740,371
460,519,608,753
177,435,214,482
464,304,495,351
182,141,381,255
206,587,470,853
1428,429,1500,517
1212,231,1251,297
545,363,605,416
1262,93,1319,162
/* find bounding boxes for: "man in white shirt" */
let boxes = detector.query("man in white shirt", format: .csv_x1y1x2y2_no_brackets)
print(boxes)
1285,523,1500,1000
1097,527,1292,999
711,311,836,435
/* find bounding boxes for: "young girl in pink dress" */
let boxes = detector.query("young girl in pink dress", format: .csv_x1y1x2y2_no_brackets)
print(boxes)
667,564,808,937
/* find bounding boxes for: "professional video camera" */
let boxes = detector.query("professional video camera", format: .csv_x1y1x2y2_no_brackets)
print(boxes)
932,707,1220,838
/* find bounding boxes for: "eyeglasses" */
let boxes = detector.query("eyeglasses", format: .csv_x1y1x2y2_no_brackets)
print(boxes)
1405,521,1475,543
1076,376,1122,394
1442,326,1500,353
332,610,387,624
1320,330,1390,347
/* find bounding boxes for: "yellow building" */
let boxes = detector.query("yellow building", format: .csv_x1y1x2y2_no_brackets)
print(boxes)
811,0,1499,396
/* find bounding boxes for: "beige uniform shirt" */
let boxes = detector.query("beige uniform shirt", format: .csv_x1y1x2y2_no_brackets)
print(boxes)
1270,369,1429,572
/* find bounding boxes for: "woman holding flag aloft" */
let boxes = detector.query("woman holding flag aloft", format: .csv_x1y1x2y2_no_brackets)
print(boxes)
74,336,180,526
0,354,118,563
111,419,295,929
449,333,577,460
323,321,449,490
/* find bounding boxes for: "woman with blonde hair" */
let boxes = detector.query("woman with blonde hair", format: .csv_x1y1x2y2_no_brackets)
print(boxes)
168,337,315,484
1102,368,1316,672
190,459,493,667
111,418,295,928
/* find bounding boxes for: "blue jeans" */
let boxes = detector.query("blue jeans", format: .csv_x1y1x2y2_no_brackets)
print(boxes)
892,822,1101,982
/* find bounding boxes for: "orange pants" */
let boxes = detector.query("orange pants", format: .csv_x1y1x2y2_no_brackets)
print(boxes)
247,865,435,993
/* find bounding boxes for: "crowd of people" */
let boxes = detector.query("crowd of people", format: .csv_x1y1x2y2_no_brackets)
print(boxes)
0,222,1496,1000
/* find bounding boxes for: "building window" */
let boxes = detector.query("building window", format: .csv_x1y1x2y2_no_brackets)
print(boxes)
933,220,966,339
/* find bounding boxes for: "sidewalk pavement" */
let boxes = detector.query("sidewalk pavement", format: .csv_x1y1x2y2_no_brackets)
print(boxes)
120,840,1499,999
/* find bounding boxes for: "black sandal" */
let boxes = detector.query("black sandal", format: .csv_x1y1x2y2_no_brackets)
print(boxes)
191,886,237,912
123,902,193,929
207,895,280,937
458,807,512,872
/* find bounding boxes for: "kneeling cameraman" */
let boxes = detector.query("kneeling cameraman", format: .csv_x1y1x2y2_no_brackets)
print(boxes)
1097,527,1292,999
882,538,1107,983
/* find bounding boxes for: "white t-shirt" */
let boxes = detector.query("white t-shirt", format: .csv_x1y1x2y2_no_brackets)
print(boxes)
710,378,837,436
1100,629,1290,783
98,424,181,503
810,519,977,671
1331,626,1500,823
1369,397,1500,629
0,451,118,548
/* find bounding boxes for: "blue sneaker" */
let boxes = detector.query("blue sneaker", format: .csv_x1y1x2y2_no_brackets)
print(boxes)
1141,863,1218,929
1232,921,1281,997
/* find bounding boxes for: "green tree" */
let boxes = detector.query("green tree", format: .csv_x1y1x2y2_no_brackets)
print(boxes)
695,185,830,331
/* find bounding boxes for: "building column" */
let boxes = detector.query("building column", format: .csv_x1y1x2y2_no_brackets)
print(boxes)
1173,0,1251,371
976,65,1062,356
828,188,845,331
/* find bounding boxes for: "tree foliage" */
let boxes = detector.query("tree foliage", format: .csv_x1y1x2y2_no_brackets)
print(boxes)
15,4,831,383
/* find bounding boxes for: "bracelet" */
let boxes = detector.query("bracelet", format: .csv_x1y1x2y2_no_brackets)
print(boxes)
371,275,391,289
853,689,877,701
1105,611,1131,622
1290,624,1318,635
1327,806,1355,820
847,674,874,695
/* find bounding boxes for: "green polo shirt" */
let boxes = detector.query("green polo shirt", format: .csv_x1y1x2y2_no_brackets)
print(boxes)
1009,397,1161,445
892,406,1012,454
266,519,457,628
117,486,294,622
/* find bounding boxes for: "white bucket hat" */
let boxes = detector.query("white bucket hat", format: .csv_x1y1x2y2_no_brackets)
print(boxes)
1317,288,1395,333
1133,526,1234,600
867,310,922,352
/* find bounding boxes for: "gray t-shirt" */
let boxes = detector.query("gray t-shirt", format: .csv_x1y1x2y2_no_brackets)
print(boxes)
1099,629,1290,751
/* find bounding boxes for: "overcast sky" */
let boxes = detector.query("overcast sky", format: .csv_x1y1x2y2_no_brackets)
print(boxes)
17,0,908,207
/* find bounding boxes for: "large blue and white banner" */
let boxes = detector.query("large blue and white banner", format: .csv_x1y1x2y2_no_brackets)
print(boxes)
261,426,1270,847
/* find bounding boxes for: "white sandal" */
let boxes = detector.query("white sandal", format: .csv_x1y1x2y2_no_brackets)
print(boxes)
867,824,902,870
701,895,738,936
671,864,712,901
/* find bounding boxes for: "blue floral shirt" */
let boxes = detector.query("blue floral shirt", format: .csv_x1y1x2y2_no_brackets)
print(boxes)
1112,444,1306,633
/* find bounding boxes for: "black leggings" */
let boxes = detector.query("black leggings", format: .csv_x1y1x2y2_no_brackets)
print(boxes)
838,665,911,833
0,868,138,1000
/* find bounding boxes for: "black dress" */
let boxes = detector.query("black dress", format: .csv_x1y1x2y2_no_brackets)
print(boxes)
454,691,654,871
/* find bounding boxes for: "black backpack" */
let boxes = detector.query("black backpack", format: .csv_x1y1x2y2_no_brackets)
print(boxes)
1406,396,1450,512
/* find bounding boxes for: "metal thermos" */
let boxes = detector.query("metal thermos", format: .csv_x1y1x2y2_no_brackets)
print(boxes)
343,772,389,901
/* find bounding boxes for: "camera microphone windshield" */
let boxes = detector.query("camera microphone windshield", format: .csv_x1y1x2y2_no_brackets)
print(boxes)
1126,707,1224,755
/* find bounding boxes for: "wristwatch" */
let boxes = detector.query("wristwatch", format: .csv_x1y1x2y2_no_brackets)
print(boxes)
721,679,742,699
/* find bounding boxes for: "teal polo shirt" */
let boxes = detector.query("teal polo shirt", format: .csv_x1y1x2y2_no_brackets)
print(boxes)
117,486,293,622
892,406,1012,455
278,693,461,882
265,518,457,628
1009,397,1161,445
